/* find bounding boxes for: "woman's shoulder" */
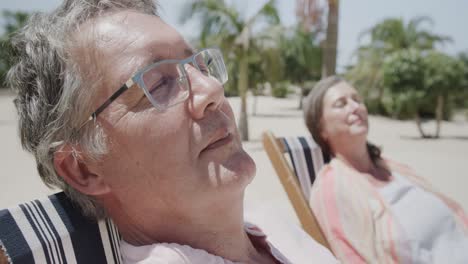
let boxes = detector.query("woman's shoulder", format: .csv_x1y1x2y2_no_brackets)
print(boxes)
318,163,334,177
383,158,427,182
318,157,347,177
314,162,338,187
317,158,355,181
313,158,381,202
313,158,349,195
383,158,413,173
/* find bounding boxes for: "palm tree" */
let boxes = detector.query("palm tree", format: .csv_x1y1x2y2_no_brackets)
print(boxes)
247,27,284,115
345,45,386,109
423,51,465,138
296,0,324,33
365,16,450,52
279,26,322,108
456,52,468,110
182,0,280,141
322,0,339,78
383,49,465,138
347,16,450,110
295,0,336,79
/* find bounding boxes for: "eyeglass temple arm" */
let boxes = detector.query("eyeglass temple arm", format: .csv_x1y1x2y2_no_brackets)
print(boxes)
79,79,134,129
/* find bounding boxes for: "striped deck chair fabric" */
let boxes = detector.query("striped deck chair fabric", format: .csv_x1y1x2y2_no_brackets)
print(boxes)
281,136,330,200
262,131,331,251
0,192,122,264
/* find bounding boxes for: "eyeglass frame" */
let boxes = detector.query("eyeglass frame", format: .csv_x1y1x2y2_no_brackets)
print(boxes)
79,47,227,129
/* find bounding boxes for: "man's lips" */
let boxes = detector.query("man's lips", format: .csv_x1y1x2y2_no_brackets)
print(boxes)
202,132,233,153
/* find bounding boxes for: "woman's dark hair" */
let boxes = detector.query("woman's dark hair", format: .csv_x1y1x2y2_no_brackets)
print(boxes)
303,76,388,180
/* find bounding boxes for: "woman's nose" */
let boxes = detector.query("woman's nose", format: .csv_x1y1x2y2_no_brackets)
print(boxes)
185,65,224,119
347,98,360,112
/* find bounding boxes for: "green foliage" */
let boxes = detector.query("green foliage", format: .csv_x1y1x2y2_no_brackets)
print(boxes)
424,50,465,96
367,17,450,52
347,16,450,114
0,10,29,88
182,1,322,94
272,81,290,98
223,51,239,97
459,51,468,87
383,49,465,120
248,35,283,90
419,51,463,121
182,0,281,94
454,51,468,108
383,49,425,119
383,49,425,94
301,80,316,96
345,46,384,100
365,97,390,116
279,26,322,84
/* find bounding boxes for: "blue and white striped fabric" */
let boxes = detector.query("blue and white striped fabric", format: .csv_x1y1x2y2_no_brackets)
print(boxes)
282,136,330,200
0,192,122,264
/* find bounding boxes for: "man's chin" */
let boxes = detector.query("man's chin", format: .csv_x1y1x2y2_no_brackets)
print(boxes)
223,149,256,184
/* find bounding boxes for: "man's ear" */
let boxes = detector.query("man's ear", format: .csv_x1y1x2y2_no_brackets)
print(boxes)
53,144,110,196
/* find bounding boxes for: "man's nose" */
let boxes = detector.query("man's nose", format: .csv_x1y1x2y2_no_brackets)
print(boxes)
185,65,224,119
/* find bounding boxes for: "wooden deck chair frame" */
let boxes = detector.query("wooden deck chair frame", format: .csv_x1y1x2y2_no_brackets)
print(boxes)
262,130,331,251
0,249,7,264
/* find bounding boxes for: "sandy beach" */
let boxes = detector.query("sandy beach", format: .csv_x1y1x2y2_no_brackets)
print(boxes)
1,91,467,224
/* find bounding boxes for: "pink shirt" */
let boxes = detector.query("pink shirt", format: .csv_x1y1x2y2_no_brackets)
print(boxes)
310,158,468,263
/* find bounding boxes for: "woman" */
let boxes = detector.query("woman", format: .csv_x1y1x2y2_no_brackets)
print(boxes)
303,76,468,263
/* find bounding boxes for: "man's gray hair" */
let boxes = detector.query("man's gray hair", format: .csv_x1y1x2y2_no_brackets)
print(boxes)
7,0,158,219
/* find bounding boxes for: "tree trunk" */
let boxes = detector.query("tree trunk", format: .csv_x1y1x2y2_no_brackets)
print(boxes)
415,112,427,138
252,84,259,116
238,52,249,141
298,83,305,109
435,94,444,138
322,0,339,78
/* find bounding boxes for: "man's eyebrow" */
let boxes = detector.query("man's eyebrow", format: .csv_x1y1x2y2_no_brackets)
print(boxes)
147,47,195,65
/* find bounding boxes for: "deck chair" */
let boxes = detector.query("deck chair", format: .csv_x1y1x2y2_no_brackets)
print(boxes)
262,130,332,251
0,192,122,264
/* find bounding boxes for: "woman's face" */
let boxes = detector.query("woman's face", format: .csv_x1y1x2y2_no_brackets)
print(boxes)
320,81,368,150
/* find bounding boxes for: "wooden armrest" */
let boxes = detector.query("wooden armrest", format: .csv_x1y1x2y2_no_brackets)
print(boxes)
0,246,9,264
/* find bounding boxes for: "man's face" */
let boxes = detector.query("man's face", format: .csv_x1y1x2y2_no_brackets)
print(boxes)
77,11,256,217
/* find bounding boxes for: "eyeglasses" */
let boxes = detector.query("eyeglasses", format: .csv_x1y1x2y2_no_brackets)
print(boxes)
80,48,228,128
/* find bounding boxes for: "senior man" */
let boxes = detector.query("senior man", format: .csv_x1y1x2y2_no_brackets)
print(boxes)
8,0,337,263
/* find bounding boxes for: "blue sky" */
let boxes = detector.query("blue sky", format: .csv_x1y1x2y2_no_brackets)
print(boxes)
1,0,466,72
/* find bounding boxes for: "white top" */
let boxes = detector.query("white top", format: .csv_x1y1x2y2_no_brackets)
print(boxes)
379,173,468,263
121,223,291,264
120,208,338,264
244,205,338,264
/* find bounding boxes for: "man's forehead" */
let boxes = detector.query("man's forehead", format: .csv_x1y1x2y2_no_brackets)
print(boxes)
77,10,196,60
80,12,188,72
88,11,178,51
73,10,194,105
